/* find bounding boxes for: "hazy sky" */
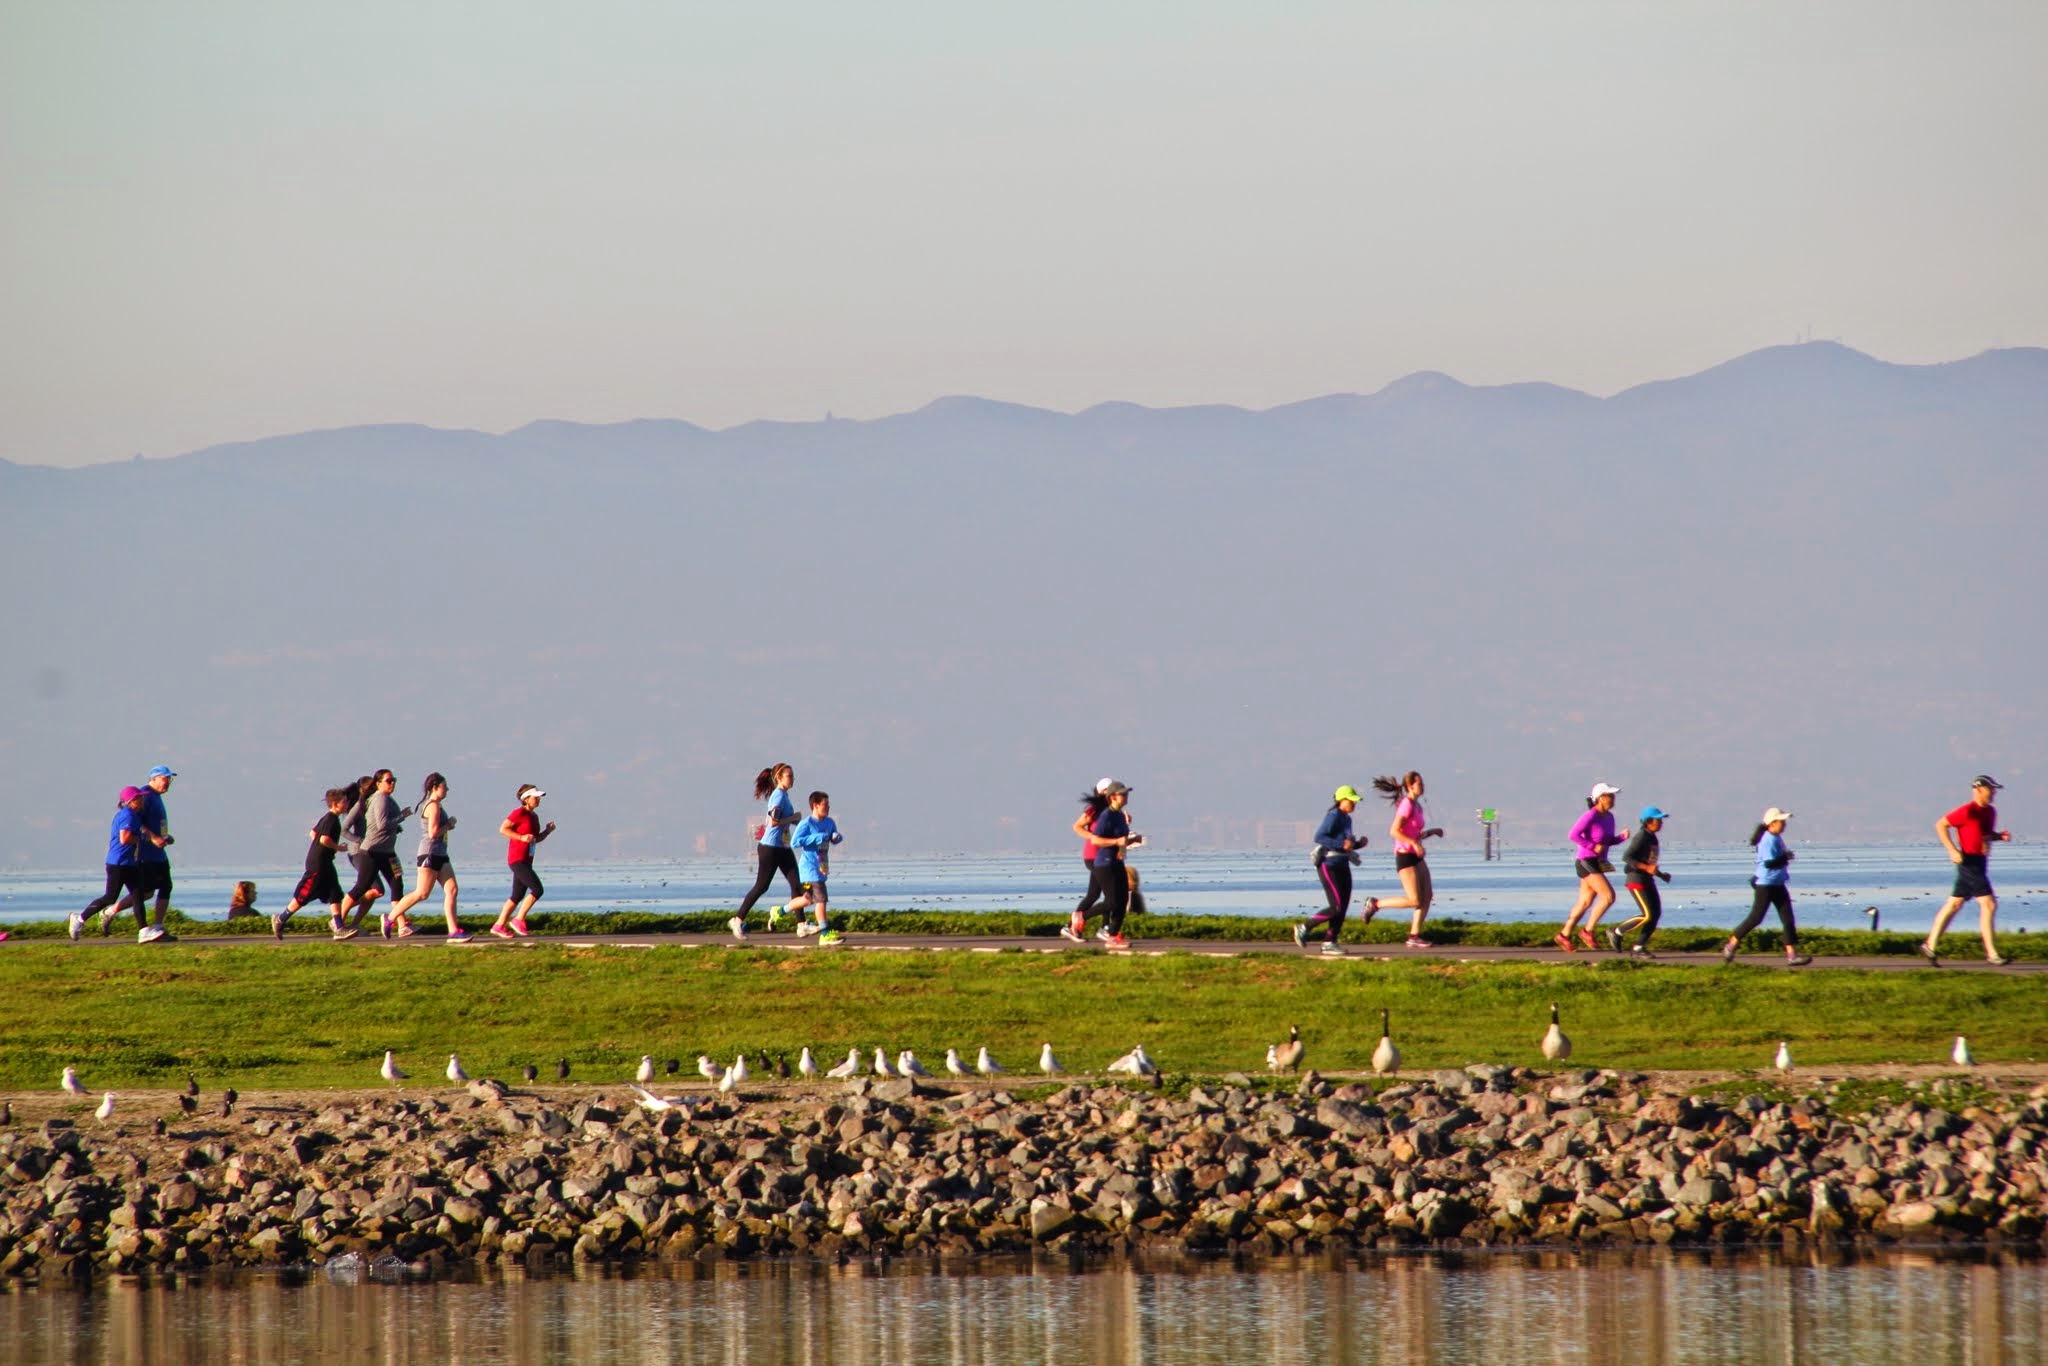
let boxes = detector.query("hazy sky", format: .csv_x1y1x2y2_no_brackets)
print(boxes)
3,1,2043,467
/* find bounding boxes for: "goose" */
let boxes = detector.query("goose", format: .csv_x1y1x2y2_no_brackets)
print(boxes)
1952,1036,1974,1067
898,1050,931,1078
1372,1010,1401,1076
1106,1045,1157,1076
1774,1042,1793,1074
873,1048,897,1078
636,1056,656,1084
521,1064,539,1084
720,1055,747,1093
798,1047,818,1079
976,1047,1005,1076
95,1093,115,1123
447,1054,470,1084
217,1096,234,1118
1541,1004,1572,1062
61,1066,89,1097
944,1048,969,1077
825,1048,862,1080
380,1051,407,1084
697,1055,723,1082
1039,1043,1063,1075
1272,1025,1305,1073
1864,906,1881,933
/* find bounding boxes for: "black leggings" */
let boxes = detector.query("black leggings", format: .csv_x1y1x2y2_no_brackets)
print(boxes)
737,845,801,915
1732,881,1798,947
1076,857,1104,921
1621,882,1662,947
1093,861,1130,937
1307,857,1352,942
349,851,404,902
85,865,146,919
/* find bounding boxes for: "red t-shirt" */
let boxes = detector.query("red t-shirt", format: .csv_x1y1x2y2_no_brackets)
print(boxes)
506,807,538,864
1946,802,1998,857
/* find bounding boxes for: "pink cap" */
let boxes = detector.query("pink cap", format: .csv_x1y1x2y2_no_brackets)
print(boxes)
118,785,143,804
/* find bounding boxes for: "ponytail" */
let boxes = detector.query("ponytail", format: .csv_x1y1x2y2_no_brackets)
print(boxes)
753,765,789,800
1371,772,1421,805
1748,823,1769,847
420,772,445,806
1080,791,1109,815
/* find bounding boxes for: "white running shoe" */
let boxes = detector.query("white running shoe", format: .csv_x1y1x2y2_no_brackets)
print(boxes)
99,908,118,936
1321,942,1345,957
138,925,166,944
68,910,85,941
1292,922,1308,947
1095,926,1111,943
728,916,749,941
794,921,818,938
1058,925,1085,943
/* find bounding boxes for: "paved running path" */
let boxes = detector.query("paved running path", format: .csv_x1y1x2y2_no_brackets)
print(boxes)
81,928,2045,972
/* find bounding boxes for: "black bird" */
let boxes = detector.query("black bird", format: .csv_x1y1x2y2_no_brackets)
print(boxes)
663,1058,680,1076
557,1058,571,1080
154,1117,167,1137
774,1056,791,1080
217,1098,233,1118
522,1064,539,1084
1,1101,12,1126
223,1088,239,1107
179,1094,197,1115
184,1074,200,1098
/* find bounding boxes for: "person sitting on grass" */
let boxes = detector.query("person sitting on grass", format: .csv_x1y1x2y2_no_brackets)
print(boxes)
226,880,259,920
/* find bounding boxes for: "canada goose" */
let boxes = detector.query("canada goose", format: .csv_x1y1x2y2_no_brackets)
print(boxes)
873,1047,897,1078
798,1046,818,1079
825,1048,861,1080
1864,907,1880,932
153,1116,166,1137
380,1051,407,1084
1039,1043,1063,1075
944,1048,968,1077
898,1050,931,1078
61,1067,88,1097
1952,1036,1974,1067
1272,1025,1305,1073
1372,1010,1401,1075
1773,1042,1792,1073
447,1054,470,1084
1541,1004,1572,1062
977,1046,1005,1076
635,1056,656,1084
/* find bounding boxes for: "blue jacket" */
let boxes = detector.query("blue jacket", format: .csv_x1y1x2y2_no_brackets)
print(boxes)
1313,807,1355,861
793,815,842,884
1754,832,1791,887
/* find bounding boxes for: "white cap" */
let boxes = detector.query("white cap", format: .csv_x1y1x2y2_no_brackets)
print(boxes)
1762,807,1793,824
1589,782,1621,799
1096,778,1115,794
517,784,546,801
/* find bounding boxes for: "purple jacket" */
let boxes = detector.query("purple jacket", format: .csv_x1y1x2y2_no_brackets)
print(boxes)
1569,808,1619,860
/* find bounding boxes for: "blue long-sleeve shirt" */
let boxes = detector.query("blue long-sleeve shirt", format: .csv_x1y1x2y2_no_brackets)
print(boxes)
793,815,842,884
1754,831,1792,886
1313,807,1355,860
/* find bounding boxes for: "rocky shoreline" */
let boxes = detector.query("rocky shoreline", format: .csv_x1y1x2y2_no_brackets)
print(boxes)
4,1068,2045,1281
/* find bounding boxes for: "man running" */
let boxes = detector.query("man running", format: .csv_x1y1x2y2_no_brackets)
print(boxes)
1919,775,2013,966
117,765,178,942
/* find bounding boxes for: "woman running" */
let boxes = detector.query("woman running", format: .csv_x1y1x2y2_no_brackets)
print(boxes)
388,772,460,938
1368,771,1445,948
1722,807,1812,966
1558,782,1629,952
1294,784,1368,955
1062,780,1112,943
1089,781,1143,950
731,763,808,939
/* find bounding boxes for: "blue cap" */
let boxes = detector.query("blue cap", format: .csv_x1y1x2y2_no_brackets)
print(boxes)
1639,806,1669,822
148,765,177,779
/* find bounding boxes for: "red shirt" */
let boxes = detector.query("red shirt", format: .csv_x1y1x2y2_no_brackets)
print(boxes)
1946,802,1998,857
506,807,538,864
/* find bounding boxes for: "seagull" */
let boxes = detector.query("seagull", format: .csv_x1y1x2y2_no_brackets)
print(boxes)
1774,1042,1793,1074
1372,1009,1401,1076
447,1054,470,1084
976,1047,1004,1076
556,1058,571,1080
1106,1045,1156,1076
380,1051,407,1084
721,1054,749,1092
799,1047,818,1079
697,1055,723,1083
898,1050,931,1078
631,1084,686,1113
1265,1043,1278,1070
62,1067,89,1097
1039,1043,1062,1075
1272,1025,1304,1073
184,1074,200,1099
826,1048,861,1080
1541,1004,1572,1062
1953,1036,1974,1067
95,1093,115,1123
873,1048,897,1078
522,1064,538,1084
636,1056,656,1084
945,1048,968,1077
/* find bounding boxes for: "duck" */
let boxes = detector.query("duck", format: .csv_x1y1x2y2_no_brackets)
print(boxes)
1371,1010,1401,1076
1541,1004,1572,1062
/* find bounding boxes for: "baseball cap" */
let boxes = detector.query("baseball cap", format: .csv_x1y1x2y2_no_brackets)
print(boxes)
148,765,177,780
1639,806,1670,822
1334,785,1364,803
1589,782,1621,799
118,786,143,804
517,784,546,800
1762,807,1793,824
1972,775,2003,791
1096,778,1115,794
1101,781,1132,796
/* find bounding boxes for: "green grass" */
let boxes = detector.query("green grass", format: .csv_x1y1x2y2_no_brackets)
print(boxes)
0,942,2042,1092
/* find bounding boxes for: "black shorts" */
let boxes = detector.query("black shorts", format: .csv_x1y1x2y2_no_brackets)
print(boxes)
1575,858,1614,878
417,854,451,872
1395,851,1425,872
1952,855,1994,901
134,862,173,898
508,862,544,902
294,867,344,906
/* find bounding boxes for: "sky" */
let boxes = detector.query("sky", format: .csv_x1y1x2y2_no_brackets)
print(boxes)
3,1,2044,467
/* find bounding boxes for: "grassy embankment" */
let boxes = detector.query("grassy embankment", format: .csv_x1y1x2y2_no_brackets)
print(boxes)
1,941,2041,1093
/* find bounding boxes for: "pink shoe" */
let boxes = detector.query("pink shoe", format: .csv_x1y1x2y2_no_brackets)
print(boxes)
395,925,416,939
510,917,530,937
1554,931,1577,953
490,924,515,940
1405,935,1432,949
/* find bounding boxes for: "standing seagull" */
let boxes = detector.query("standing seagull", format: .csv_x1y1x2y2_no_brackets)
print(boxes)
976,1047,1004,1077
95,1093,116,1124
826,1048,861,1080
873,1048,897,1078
447,1054,470,1084
636,1056,656,1084
61,1067,89,1097
1541,1004,1572,1062
1372,1010,1401,1076
798,1047,818,1079
944,1048,968,1077
697,1055,723,1083
1952,1036,1974,1067
897,1050,931,1078
1039,1043,1062,1076
1773,1042,1793,1074
380,1051,408,1084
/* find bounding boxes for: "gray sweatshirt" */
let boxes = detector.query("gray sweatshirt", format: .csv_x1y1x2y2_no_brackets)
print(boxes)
362,793,406,854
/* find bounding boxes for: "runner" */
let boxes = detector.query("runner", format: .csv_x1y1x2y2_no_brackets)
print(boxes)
790,791,845,944
491,783,554,942
277,788,353,940
337,769,408,931
1721,807,1812,966
1919,775,2013,966
122,765,178,942
1557,783,1628,952
69,787,149,941
1608,806,1672,956
1294,784,1368,956
1368,771,1445,948
387,772,460,940
731,764,808,940
1062,780,1113,943
1090,781,1144,950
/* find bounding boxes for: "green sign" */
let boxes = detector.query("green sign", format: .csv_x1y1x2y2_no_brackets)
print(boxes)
1478,808,1498,823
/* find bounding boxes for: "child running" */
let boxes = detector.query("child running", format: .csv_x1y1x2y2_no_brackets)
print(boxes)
731,764,808,939
1368,771,1444,948
1294,785,1368,956
790,791,844,944
491,784,555,942
277,788,352,941
1919,775,2013,966
1608,806,1672,956
69,787,148,941
1721,807,1812,966
1062,780,1113,943
1558,783,1629,952
387,772,460,939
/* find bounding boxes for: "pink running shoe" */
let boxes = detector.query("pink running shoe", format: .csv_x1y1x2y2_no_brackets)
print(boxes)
490,924,515,940
510,917,531,938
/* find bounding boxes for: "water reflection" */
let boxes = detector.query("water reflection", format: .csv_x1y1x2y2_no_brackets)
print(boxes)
2,1247,2042,1364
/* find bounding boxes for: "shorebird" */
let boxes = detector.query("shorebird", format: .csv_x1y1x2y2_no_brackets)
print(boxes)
1774,1042,1793,1074
95,1093,115,1124
798,1047,818,1079
720,1055,748,1093
1541,1004,1572,1062
1106,1045,1156,1076
976,1047,1004,1076
380,1051,407,1084
1952,1036,1974,1067
697,1055,723,1083
1372,1010,1401,1076
636,1056,656,1084
1039,1043,1062,1076
825,1048,861,1080
944,1048,968,1077
873,1048,897,1078
897,1050,931,1078
1271,1025,1304,1073
61,1066,89,1097
447,1054,470,1084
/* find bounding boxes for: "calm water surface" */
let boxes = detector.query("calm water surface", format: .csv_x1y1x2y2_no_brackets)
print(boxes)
3,1249,2043,1364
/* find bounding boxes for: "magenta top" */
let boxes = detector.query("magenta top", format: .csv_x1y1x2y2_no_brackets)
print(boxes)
1568,808,1619,860
1393,796,1427,855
